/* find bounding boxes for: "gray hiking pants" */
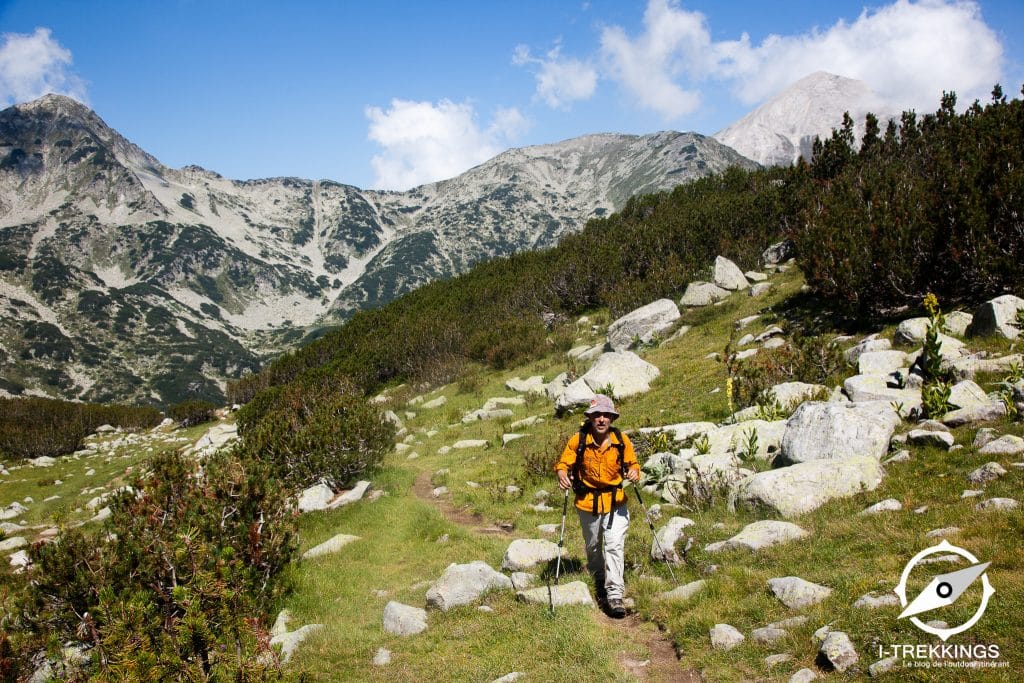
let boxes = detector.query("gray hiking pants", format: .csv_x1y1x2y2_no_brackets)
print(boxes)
578,504,629,600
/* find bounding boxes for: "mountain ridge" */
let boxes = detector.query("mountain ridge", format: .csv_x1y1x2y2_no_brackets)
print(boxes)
0,94,755,404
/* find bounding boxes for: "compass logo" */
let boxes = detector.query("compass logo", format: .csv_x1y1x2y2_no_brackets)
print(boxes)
894,540,995,642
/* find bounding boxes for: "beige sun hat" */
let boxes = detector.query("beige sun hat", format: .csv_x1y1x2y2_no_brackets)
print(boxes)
584,394,619,418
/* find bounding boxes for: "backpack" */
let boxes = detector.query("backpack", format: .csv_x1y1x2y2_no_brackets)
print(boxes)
571,422,626,514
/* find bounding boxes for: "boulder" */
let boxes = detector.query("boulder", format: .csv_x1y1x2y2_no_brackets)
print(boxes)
768,576,833,609
270,623,324,664
297,483,335,512
975,498,1019,512
819,631,859,672
790,668,818,683
750,282,772,297
501,539,560,572
731,456,884,518
638,422,716,444
554,378,597,413
451,440,489,450
843,375,922,413
967,462,1007,485
516,580,594,607
859,498,902,515
844,338,891,364
948,380,990,411
704,520,809,553
652,517,695,563
680,281,730,307
978,435,1024,455
906,430,955,449
857,350,908,376
945,353,1024,381
327,480,372,509
762,240,794,267
967,294,1024,339
751,627,788,644
765,382,828,409
302,534,360,560
941,400,1007,427
713,256,749,291
710,623,745,650
425,561,513,611
606,299,680,351
659,579,706,602
707,420,787,461
422,396,448,409
581,351,660,398
383,601,428,636
853,592,900,609
505,376,546,394
894,317,930,345
869,657,900,677
780,402,900,465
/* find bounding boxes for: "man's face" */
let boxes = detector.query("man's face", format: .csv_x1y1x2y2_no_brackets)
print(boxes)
590,412,615,437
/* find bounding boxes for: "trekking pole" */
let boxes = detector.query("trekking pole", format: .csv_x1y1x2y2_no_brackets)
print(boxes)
549,488,570,615
632,484,677,584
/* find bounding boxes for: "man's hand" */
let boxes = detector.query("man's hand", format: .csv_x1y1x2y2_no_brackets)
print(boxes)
625,466,640,483
557,469,571,491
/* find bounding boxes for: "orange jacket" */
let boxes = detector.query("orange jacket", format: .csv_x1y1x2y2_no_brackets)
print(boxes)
555,428,639,514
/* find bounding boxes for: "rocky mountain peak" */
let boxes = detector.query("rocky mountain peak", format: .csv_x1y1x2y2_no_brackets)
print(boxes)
713,71,898,167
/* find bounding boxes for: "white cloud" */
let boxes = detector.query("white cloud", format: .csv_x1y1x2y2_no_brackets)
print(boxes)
717,0,1004,112
366,99,528,191
599,0,708,119
596,0,1004,121
0,27,87,105
513,44,598,109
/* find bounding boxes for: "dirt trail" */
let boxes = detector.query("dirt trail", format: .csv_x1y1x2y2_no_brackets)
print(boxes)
411,469,700,682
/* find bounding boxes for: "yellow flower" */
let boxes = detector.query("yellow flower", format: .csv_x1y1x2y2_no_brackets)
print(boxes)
923,292,940,319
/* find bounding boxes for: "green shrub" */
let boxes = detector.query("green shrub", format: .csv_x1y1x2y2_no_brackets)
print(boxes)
168,399,217,428
7,446,296,679
235,376,394,490
0,397,162,461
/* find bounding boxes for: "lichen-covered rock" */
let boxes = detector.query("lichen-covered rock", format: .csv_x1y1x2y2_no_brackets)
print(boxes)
731,456,884,518
606,299,680,351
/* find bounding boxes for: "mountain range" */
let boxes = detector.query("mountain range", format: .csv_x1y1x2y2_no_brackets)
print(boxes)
0,71,881,405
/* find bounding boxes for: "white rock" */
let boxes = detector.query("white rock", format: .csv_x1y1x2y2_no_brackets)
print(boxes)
967,294,1024,339
968,462,1007,485
652,517,695,563
327,480,372,509
373,648,392,666
975,498,1019,512
516,580,594,607
978,435,1024,456
452,440,488,450
844,338,891,364
270,624,324,663
731,456,884,518
853,592,900,609
501,538,560,571
606,298,680,351
859,498,902,515
819,631,859,672
581,351,661,399
857,350,908,376
789,668,818,683
781,401,900,464
704,520,809,553
302,534,360,560
659,580,706,602
383,601,428,636
907,430,955,449
710,623,745,650
680,281,730,307
505,376,546,394
425,561,513,611
713,256,750,291
768,576,833,609
297,483,335,512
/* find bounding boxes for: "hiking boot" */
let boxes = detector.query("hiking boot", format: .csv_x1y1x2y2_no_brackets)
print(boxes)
607,598,626,618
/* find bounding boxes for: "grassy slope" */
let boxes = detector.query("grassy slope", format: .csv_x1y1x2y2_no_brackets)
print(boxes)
2,266,1020,681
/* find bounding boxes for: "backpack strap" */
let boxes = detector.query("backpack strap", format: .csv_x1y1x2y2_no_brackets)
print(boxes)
571,422,627,515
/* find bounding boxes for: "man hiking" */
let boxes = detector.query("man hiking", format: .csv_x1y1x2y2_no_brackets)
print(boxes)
554,394,640,618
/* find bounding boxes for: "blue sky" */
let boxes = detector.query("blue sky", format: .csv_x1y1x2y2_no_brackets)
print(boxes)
2,0,1022,190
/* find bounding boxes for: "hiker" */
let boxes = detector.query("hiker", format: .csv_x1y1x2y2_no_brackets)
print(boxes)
554,394,640,618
